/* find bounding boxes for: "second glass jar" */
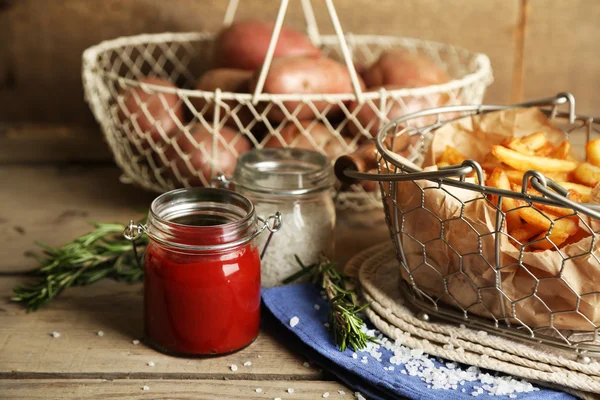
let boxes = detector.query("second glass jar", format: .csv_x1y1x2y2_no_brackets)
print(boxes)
232,148,336,287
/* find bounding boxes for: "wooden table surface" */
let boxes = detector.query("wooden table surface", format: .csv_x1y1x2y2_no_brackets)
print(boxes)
0,165,390,400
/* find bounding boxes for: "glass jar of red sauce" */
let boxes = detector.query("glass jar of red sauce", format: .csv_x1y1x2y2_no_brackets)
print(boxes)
126,187,281,356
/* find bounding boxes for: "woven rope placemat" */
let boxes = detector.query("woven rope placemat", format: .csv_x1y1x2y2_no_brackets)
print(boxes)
346,243,600,399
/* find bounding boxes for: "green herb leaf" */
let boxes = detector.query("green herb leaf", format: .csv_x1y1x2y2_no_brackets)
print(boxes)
285,256,376,352
12,221,147,312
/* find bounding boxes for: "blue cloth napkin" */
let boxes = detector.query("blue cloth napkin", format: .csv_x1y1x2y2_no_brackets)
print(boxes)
261,284,575,400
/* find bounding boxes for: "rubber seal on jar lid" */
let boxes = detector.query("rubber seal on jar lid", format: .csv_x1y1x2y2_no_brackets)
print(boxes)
232,148,335,196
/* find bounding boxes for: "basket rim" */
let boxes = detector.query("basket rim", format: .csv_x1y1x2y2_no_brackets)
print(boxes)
82,31,493,103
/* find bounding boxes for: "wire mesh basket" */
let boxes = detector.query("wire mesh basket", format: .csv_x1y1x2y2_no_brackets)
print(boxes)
336,93,600,360
82,0,493,211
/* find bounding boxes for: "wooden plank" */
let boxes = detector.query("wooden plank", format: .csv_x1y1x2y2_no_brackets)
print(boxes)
0,124,111,163
0,166,155,273
523,0,600,116
0,379,352,400
0,276,319,380
0,165,389,273
0,0,516,127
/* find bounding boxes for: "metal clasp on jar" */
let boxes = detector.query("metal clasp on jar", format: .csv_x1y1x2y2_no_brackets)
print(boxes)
123,212,282,260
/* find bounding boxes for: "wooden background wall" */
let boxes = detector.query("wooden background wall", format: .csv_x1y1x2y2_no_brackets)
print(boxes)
0,0,598,162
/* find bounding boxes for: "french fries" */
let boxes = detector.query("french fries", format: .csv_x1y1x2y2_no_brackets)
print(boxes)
520,131,548,150
438,130,599,252
573,162,600,187
492,145,578,172
557,182,591,202
486,168,522,231
437,145,467,167
444,130,600,253
585,138,600,167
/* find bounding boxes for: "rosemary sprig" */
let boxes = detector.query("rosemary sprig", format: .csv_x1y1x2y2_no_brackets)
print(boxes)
283,255,376,352
12,222,147,312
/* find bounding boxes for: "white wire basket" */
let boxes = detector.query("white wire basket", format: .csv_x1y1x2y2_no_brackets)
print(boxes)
82,0,493,211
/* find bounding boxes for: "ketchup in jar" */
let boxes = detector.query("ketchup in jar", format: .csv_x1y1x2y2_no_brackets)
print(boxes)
139,188,280,356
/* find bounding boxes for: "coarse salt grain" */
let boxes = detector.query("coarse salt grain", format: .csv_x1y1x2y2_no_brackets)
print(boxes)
50,331,60,338
477,330,488,337
509,395,517,399
322,392,329,398
290,316,300,328
274,398,282,400
243,361,252,367
132,339,140,345
352,353,358,359
97,330,104,337
324,322,330,328
142,386,149,391
257,355,262,358
338,390,346,395
256,388,262,393
303,362,310,368
353,324,538,396
230,364,238,372
460,324,466,329
147,361,155,367
287,388,295,393
355,392,366,400
314,304,321,310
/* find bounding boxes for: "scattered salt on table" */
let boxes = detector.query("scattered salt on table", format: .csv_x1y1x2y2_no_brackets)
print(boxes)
287,388,295,393
142,386,149,391
302,362,310,368
289,316,300,328
50,331,61,338
352,353,358,359
132,339,140,345
322,392,329,398
323,322,330,328
243,361,252,367
97,330,104,337
338,390,345,395
354,392,366,400
314,304,320,310
255,388,262,393
147,361,155,367
230,364,238,372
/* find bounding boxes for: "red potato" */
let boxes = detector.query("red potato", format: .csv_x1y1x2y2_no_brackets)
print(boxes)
362,50,450,88
118,77,185,149
264,121,353,160
190,68,255,128
214,20,320,70
348,84,449,138
190,68,252,113
250,56,365,122
164,125,251,186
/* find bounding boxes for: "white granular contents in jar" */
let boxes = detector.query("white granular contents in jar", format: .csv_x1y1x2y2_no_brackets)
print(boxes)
254,201,334,288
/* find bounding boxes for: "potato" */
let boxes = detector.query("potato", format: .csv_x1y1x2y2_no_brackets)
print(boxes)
249,56,365,122
190,68,255,128
264,121,352,160
362,50,450,88
348,84,449,137
164,125,251,186
118,77,185,149
190,68,251,113
214,20,320,70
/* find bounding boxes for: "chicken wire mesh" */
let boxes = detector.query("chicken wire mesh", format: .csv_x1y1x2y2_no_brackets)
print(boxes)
346,95,600,358
82,31,492,211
